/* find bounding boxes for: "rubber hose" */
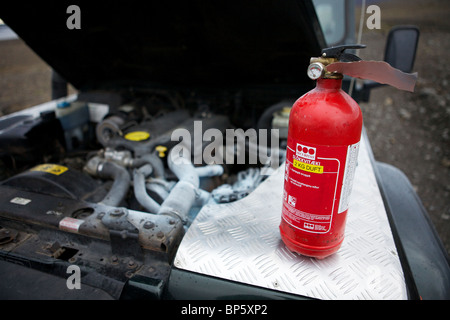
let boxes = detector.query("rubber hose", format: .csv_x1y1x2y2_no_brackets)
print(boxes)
97,161,131,207
133,167,162,214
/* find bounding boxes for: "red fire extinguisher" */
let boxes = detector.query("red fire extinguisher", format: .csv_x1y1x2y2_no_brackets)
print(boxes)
279,45,417,259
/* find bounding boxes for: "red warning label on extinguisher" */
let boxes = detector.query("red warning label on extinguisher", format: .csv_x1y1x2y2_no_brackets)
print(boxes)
282,140,360,234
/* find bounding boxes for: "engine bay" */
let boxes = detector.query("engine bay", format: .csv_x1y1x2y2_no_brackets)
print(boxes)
0,90,289,223
0,89,291,298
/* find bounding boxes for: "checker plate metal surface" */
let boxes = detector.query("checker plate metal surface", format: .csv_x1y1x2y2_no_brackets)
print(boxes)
174,137,407,300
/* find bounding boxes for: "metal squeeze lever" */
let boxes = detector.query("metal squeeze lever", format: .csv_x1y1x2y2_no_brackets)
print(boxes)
307,44,367,80
321,44,367,62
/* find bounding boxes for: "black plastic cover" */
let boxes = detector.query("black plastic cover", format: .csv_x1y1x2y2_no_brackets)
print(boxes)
0,111,65,163
1,164,106,202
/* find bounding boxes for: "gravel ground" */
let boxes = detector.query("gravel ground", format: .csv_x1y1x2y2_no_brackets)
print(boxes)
0,0,448,254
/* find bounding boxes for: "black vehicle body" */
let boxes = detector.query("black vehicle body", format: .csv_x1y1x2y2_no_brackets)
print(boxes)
0,0,448,300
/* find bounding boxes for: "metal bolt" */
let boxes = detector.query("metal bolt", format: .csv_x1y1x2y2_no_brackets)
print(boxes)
143,221,155,229
110,209,124,217
128,259,136,269
125,270,134,278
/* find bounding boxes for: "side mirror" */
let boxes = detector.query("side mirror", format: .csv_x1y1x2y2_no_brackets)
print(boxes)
384,25,420,73
358,25,420,102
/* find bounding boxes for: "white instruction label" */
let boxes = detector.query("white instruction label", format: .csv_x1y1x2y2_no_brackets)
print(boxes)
59,217,84,233
10,197,32,205
338,142,360,213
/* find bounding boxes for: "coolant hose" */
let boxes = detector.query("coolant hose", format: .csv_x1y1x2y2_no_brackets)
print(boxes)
167,147,199,188
130,153,165,179
96,161,131,207
133,165,162,214
158,146,199,222
194,165,224,177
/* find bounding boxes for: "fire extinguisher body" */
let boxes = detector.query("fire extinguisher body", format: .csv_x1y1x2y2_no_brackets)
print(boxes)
279,78,363,259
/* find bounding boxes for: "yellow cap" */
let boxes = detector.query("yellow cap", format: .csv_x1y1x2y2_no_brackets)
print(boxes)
124,131,150,142
155,145,168,157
